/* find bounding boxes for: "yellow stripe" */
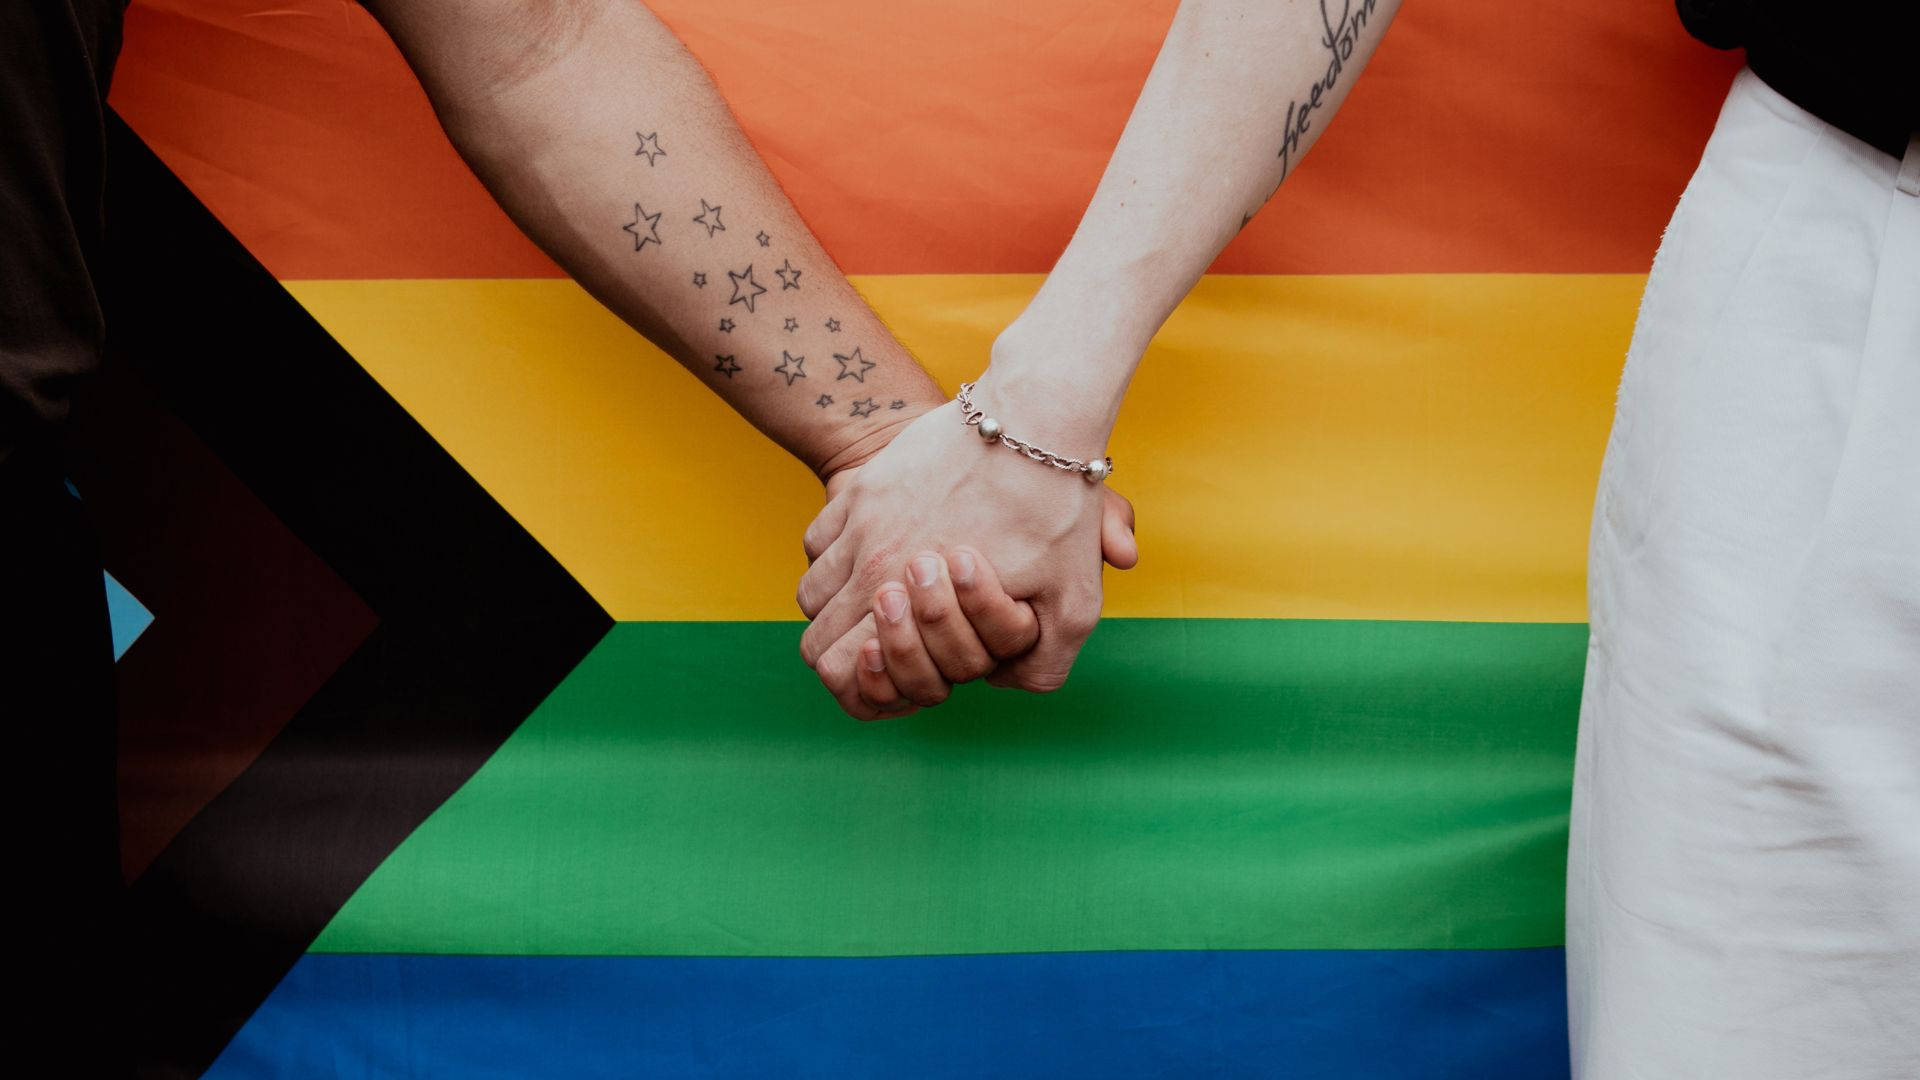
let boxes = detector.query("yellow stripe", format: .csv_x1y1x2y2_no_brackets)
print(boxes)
286,275,1635,622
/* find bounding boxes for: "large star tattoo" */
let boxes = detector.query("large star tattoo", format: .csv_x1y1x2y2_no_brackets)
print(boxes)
833,347,875,383
773,351,806,385
727,265,767,313
849,398,880,418
774,259,802,290
634,131,666,165
693,199,725,237
622,204,663,252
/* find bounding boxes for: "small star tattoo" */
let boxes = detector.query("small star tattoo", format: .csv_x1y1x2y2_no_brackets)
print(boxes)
756,230,771,247
890,400,906,410
622,204,663,251
718,318,735,333
693,199,725,237
727,265,767,313
634,131,666,166
815,394,834,408
824,317,841,333
692,272,707,288
773,351,806,385
849,398,880,418
833,347,875,383
713,354,740,378
774,259,802,290
783,317,799,332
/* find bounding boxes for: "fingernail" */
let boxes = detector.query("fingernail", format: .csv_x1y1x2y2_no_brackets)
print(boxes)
948,549,976,585
911,554,940,589
862,642,886,672
879,588,908,623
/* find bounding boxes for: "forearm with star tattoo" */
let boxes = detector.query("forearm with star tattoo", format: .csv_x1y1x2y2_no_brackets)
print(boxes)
364,0,945,479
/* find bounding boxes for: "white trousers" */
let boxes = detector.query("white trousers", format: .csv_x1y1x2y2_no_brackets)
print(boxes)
1568,69,1920,1079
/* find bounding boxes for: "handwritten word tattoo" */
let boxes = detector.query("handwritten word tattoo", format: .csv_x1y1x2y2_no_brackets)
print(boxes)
755,230,772,247
825,317,841,332
713,354,741,378
623,204,663,251
774,351,806,385
833,347,874,383
718,317,735,333
774,259,802,290
692,272,707,288
849,398,879,418
634,131,666,165
693,199,725,237
815,394,834,408
727,265,767,313
1275,0,1379,182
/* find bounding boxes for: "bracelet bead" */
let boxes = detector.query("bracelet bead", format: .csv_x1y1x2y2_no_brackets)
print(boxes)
955,380,1113,484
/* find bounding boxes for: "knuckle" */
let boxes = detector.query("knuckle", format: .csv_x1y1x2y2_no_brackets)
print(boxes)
913,596,953,626
1019,670,1070,694
907,681,950,707
953,656,994,684
816,652,852,690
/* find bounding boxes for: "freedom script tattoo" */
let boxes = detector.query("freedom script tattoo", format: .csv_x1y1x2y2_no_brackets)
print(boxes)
1275,0,1379,182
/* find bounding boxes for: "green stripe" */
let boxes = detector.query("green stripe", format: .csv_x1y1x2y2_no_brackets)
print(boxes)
314,619,1582,956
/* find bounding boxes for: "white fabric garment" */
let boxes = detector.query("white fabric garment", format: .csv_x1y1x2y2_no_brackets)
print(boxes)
1568,68,1919,1079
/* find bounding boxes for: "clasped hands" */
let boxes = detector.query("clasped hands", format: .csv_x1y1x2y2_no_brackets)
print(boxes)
797,393,1136,721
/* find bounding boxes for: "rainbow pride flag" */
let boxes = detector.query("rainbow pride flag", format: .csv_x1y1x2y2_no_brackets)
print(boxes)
87,0,1740,1073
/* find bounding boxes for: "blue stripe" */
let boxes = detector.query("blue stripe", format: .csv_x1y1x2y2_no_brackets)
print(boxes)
212,950,1568,1078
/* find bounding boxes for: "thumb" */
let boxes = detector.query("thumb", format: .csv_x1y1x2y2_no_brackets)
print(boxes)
1099,488,1138,570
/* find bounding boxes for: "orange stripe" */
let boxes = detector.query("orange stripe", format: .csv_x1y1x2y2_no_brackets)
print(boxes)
109,0,1737,279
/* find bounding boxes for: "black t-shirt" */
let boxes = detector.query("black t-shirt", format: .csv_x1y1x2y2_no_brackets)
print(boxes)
0,0,126,460
1678,0,1918,158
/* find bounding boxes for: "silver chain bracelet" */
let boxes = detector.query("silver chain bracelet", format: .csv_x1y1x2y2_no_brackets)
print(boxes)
955,381,1113,484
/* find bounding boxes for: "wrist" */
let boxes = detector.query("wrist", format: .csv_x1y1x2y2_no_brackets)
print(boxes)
977,318,1140,451
814,390,942,487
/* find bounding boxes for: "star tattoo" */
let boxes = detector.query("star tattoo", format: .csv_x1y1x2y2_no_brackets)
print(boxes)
815,394,834,408
825,317,842,333
634,131,666,165
756,230,771,247
833,347,875,383
692,272,707,288
713,354,740,378
783,317,799,332
622,204,663,251
774,259,802,290
693,199,725,237
890,400,906,409
849,398,880,418
718,317,735,333
727,265,767,313
773,351,806,385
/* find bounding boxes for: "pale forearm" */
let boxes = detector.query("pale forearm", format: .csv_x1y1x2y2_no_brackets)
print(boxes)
367,0,943,478
986,0,1402,445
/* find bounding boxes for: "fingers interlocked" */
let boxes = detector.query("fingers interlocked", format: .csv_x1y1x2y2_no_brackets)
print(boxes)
857,546,1038,713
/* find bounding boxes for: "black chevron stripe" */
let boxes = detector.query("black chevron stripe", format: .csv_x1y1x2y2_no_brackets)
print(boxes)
96,113,612,1078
